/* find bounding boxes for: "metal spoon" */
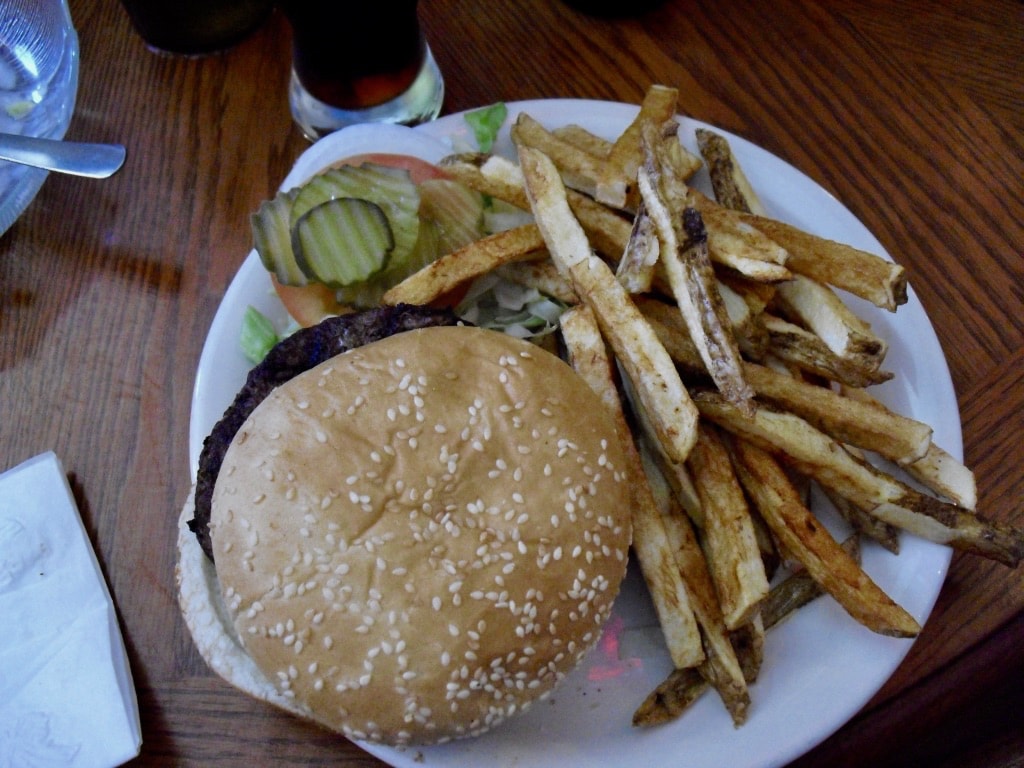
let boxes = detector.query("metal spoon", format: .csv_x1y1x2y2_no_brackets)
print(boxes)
0,132,126,179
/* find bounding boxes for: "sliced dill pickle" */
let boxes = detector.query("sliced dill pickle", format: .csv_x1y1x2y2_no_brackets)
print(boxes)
292,198,395,287
251,188,306,285
289,164,420,268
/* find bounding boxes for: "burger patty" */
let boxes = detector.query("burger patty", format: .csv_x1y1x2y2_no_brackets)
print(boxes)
188,303,463,560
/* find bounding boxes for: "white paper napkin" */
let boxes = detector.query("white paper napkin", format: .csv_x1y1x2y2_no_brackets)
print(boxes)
0,452,142,767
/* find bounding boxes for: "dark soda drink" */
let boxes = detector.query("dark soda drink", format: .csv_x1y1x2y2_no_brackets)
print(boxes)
280,0,443,139
119,0,273,55
280,0,425,110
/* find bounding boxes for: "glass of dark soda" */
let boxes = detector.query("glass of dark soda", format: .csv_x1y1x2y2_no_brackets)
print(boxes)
118,0,273,56
278,0,444,140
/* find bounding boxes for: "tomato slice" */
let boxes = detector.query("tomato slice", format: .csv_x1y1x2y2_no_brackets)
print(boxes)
336,153,449,185
272,153,449,327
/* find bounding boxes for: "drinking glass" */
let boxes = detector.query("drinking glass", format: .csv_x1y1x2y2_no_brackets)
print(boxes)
279,0,444,141
119,0,274,56
0,0,78,235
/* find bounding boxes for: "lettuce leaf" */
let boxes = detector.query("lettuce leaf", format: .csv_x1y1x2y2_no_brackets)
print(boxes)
464,102,508,153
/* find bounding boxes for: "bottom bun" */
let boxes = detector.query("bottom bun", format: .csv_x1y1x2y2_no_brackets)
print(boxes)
179,326,632,746
176,488,309,720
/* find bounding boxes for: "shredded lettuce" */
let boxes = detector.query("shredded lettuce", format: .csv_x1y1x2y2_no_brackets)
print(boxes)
240,305,281,364
456,272,566,339
483,197,535,234
464,102,508,153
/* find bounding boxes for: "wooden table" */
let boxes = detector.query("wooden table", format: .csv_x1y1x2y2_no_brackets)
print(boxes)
2,0,1021,765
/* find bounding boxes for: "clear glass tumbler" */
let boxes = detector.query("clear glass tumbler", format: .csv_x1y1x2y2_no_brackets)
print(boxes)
279,0,444,141
0,0,79,236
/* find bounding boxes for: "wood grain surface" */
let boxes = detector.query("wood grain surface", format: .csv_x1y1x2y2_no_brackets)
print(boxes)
1,0,1021,765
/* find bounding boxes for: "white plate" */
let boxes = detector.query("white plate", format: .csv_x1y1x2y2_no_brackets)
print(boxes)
188,99,957,768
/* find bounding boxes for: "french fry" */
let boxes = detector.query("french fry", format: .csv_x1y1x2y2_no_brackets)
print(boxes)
775,273,888,371
766,535,862,624
718,271,776,315
616,201,660,293
636,425,703,522
738,208,908,311
382,223,546,305
439,151,638,263
495,260,578,304
633,665,707,727
633,295,706,375
696,127,767,216
560,304,705,669
596,84,692,209
642,446,751,725
634,535,861,727
698,201,789,268
762,313,894,387
903,443,977,510
511,112,613,201
439,152,531,209
688,188,908,311
639,119,755,413
727,435,921,638
840,385,977,509
822,479,901,554
703,225,792,282
719,280,769,358
578,183,788,285
635,292,770,381
565,188,635,261
730,613,765,683
687,423,770,629
741,360,933,464
517,142,700,464
552,123,613,158
694,392,1024,567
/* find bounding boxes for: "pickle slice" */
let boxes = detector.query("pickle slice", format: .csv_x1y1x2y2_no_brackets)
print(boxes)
292,198,395,287
251,189,306,285
289,164,421,266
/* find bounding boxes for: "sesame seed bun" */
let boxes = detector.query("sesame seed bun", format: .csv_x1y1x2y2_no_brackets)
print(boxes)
179,325,632,746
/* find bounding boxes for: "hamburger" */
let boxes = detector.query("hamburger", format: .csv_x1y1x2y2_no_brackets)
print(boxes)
177,311,633,746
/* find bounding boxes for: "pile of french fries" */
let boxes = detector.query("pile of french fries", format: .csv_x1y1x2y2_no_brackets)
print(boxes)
381,85,1024,727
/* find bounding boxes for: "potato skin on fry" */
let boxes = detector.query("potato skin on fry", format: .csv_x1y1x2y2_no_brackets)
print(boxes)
727,436,921,638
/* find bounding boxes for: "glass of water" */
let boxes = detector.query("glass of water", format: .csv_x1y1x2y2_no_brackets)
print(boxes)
0,0,79,236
